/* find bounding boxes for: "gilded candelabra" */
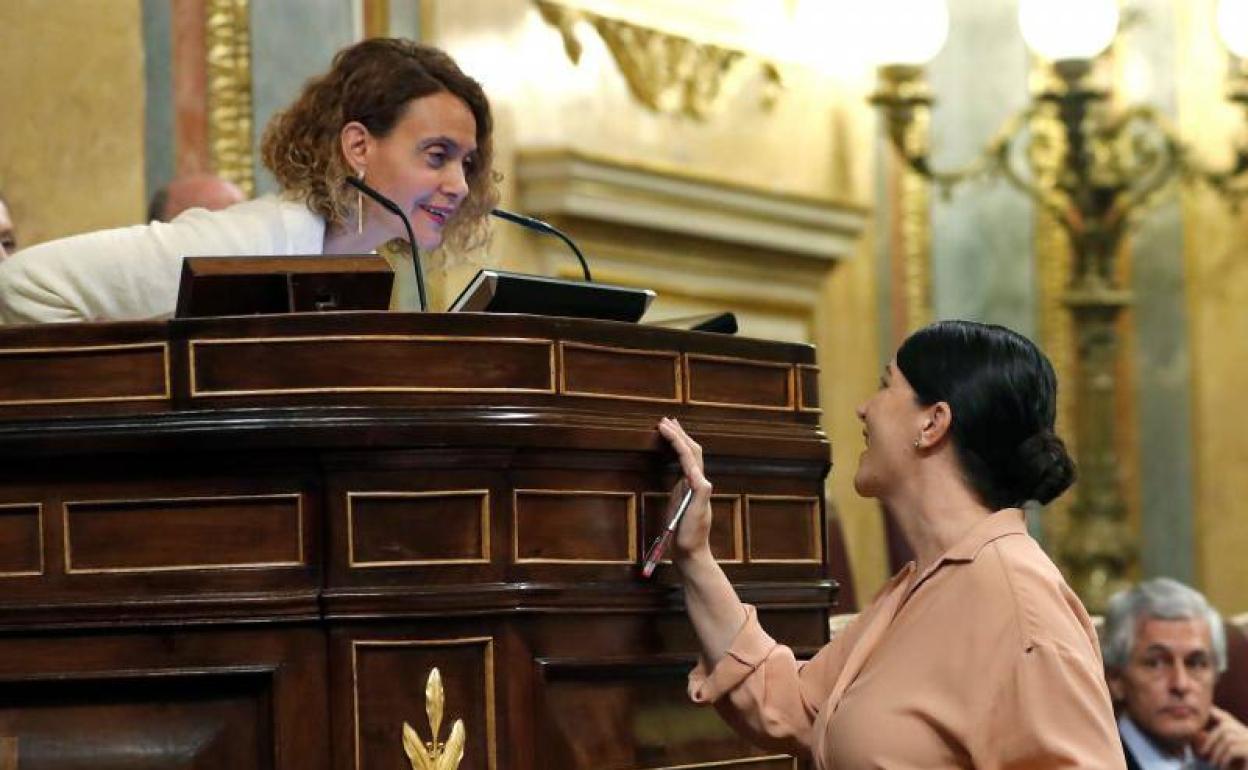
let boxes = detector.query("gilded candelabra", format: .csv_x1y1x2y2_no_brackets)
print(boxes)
868,0,1248,610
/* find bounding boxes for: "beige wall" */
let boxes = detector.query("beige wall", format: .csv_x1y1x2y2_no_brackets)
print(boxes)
429,0,890,605
0,0,146,249
1178,1,1248,612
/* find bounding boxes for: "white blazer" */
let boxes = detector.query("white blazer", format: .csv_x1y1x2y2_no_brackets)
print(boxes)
0,195,326,324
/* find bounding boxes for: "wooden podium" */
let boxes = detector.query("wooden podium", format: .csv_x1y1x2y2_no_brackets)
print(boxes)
0,312,848,770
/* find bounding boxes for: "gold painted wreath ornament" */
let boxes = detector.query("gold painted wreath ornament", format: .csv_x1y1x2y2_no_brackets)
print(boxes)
402,668,466,770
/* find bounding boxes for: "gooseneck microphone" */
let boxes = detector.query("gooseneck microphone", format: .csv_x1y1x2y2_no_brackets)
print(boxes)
490,208,593,282
345,176,428,311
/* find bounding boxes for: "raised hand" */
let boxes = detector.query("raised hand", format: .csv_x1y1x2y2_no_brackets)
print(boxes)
656,417,715,561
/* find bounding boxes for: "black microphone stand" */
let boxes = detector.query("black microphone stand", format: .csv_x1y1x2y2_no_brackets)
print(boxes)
490,208,593,282
345,176,428,311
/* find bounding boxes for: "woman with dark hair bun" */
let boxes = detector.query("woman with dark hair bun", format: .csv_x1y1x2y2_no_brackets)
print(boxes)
0,38,497,323
658,320,1124,769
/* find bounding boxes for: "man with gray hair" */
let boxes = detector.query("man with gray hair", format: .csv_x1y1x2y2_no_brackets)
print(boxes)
1103,577,1248,769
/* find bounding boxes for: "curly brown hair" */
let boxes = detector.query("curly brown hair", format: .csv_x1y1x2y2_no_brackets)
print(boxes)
260,38,498,252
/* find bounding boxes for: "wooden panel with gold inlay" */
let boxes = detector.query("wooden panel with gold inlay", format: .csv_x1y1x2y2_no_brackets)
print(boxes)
560,342,682,402
745,496,821,564
189,335,555,397
685,354,794,411
796,364,821,413
347,490,490,567
350,636,496,770
642,493,742,564
64,494,304,574
513,490,636,563
534,655,799,769
0,503,42,577
0,343,168,406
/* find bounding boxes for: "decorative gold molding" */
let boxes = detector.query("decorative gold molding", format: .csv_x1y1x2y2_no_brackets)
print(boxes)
403,668,466,770
898,107,933,335
205,0,255,195
1030,93,1078,550
534,0,781,120
351,636,496,770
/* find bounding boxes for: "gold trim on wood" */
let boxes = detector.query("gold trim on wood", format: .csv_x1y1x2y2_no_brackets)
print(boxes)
512,489,637,564
795,363,822,414
684,353,796,412
62,493,304,574
347,490,491,567
744,494,822,564
0,342,170,407
0,502,44,578
643,493,742,564
351,636,496,770
188,335,556,397
205,0,255,195
558,341,683,403
534,0,782,121
641,755,798,770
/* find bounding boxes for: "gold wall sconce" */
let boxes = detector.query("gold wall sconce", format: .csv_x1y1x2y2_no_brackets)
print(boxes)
534,0,782,120
869,0,1248,610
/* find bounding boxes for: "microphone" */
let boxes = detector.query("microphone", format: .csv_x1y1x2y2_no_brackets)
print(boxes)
490,208,593,282
345,176,428,311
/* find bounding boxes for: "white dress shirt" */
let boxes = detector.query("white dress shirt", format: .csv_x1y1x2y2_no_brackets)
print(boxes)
1120,713,1206,770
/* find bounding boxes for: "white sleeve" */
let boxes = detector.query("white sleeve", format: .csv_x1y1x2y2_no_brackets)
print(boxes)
0,202,289,324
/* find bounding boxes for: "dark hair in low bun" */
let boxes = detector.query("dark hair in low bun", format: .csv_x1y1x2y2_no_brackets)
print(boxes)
896,320,1077,509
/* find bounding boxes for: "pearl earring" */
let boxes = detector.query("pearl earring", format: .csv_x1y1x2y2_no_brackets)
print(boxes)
356,170,366,234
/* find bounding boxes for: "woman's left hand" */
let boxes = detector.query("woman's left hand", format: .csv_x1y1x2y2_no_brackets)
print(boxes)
656,417,715,562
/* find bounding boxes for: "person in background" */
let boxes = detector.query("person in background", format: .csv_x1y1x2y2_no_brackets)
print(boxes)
0,37,497,323
1103,577,1248,770
0,193,17,259
656,319,1124,769
146,173,246,223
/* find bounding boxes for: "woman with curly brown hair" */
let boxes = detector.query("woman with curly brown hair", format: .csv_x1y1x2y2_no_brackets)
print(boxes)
0,38,497,324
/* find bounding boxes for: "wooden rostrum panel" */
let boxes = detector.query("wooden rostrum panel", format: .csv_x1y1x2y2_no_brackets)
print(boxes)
0,312,844,770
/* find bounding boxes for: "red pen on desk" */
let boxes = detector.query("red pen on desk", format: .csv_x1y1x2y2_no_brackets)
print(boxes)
641,486,695,578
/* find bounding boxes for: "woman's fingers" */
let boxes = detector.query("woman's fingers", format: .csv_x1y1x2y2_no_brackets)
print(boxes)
658,418,711,493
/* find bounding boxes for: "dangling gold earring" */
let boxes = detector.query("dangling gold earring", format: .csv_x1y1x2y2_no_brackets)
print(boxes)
356,170,366,235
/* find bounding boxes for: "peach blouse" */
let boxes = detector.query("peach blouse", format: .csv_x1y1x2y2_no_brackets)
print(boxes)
688,509,1125,769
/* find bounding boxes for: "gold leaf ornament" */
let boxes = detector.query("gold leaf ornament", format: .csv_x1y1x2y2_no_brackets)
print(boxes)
403,668,466,770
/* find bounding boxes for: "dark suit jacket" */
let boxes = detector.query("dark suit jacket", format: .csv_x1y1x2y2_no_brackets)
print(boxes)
1121,733,1212,770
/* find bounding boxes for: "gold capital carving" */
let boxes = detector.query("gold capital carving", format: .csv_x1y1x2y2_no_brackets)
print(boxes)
403,668,466,770
205,0,255,195
535,0,781,120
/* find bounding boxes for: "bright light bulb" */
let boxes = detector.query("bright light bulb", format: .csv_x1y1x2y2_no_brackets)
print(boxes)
1018,0,1119,61
861,0,950,66
1218,0,1248,58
